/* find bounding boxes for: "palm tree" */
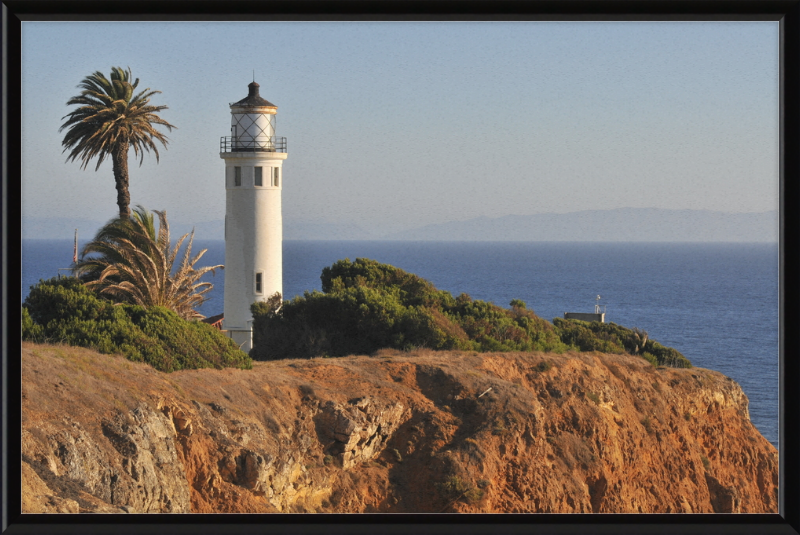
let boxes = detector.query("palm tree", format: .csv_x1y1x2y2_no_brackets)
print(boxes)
73,206,222,320
59,67,176,219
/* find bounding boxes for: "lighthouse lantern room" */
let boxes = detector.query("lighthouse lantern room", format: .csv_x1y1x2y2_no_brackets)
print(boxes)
220,81,287,351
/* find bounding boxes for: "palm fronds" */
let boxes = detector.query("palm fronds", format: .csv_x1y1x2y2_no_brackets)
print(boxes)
59,67,175,218
73,206,222,320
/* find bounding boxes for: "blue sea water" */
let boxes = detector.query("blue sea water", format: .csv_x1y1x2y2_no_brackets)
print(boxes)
21,240,780,451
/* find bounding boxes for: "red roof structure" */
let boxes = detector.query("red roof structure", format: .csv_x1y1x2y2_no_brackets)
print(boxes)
201,313,224,330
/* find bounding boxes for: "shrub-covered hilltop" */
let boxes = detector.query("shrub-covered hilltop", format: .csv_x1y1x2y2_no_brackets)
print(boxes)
252,258,691,368
22,276,252,373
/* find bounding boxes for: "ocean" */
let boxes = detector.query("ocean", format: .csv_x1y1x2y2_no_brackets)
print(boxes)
21,240,780,451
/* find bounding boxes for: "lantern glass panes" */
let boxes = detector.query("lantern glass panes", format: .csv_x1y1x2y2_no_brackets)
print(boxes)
232,112,276,150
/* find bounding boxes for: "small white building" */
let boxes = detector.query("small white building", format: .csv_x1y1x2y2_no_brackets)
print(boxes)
220,81,287,351
564,295,606,323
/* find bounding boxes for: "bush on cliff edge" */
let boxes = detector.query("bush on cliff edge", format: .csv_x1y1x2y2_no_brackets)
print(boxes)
251,258,571,360
251,258,691,368
22,276,252,373
553,317,691,368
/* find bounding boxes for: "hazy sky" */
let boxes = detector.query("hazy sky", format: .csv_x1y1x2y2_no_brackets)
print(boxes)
21,21,779,235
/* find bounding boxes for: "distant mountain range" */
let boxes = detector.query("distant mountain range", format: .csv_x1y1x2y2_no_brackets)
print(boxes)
283,220,378,240
22,208,777,242
385,208,778,242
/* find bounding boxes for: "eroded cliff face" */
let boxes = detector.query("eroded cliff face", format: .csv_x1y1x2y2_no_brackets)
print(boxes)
20,342,778,514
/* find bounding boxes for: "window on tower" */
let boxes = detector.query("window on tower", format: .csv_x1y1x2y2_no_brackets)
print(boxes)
255,272,263,294
255,167,263,187
234,167,242,187
272,167,280,187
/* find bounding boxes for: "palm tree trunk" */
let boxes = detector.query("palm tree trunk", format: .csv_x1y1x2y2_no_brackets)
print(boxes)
112,145,131,219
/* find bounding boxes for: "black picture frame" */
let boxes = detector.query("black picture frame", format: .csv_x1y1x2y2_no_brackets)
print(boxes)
2,2,797,534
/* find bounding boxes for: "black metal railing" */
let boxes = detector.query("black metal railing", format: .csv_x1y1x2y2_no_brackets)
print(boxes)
220,136,287,153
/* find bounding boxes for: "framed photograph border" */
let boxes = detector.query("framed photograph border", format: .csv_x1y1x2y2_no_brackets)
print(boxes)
2,1,797,534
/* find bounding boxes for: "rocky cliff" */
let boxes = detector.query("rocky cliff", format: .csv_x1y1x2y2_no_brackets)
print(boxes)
20,341,778,514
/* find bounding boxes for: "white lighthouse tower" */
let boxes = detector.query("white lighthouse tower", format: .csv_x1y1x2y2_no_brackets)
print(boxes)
220,81,287,351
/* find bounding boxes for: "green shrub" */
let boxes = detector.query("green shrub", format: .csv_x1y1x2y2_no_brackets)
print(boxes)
553,318,691,367
644,340,692,368
251,258,567,360
438,475,471,496
586,392,600,405
701,455,710,470
553,318,628,354
438,475,483,503
22,277,251,373
24,276,107,326
21,307,44,342
464,487,484,503
250,258,689,365
641,352,658,367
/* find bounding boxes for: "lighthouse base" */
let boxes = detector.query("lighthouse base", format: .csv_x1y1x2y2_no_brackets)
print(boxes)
225,329,253,353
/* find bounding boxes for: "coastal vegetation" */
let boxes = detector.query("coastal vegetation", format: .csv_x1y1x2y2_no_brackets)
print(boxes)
59,66,175,219
250,257,691,368
73,205,221,321
552,317,692,368
22,252,688,372
21,207,241,373
21,276,250,373
250,257,566,360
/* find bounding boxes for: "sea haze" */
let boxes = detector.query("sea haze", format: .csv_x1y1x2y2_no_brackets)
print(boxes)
21,240,779,451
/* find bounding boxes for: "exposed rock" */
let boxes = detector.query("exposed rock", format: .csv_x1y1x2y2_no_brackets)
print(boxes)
21,462,79,514
705,473,741,513
314,397,408,469
98,404,192,512
20,342,778,514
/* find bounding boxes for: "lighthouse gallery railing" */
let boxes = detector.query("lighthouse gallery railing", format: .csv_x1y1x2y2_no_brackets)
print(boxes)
220,136,287,153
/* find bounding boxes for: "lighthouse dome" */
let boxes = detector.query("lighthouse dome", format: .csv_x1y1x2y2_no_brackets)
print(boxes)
230,82,276,109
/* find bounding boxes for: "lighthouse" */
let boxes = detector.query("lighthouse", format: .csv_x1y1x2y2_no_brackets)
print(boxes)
220,81,287,351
